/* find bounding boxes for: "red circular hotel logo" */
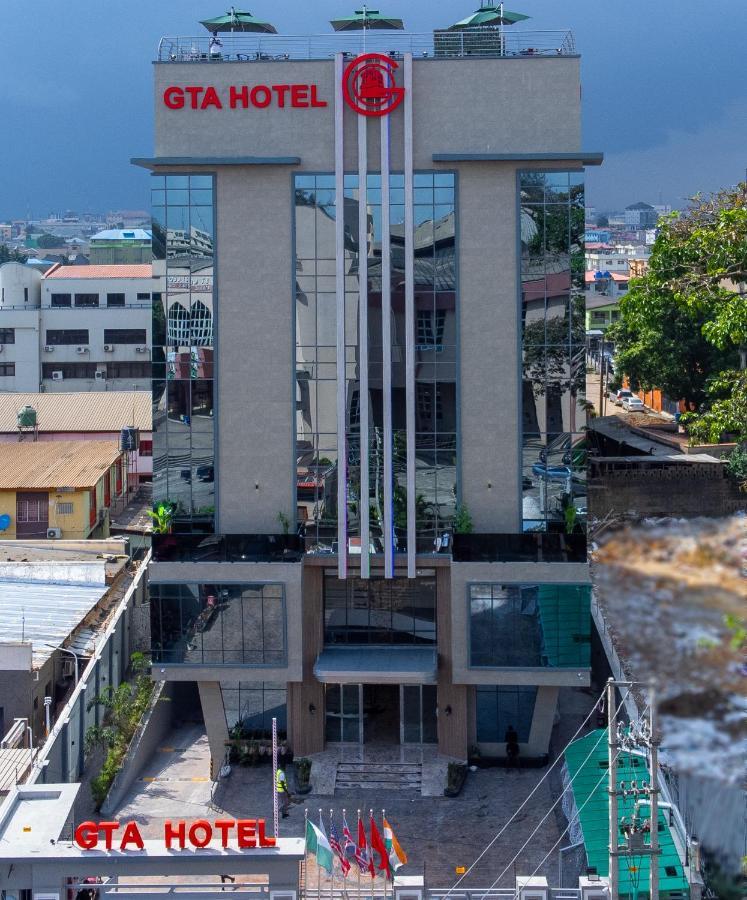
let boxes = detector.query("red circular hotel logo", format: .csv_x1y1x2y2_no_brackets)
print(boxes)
342,53,405,117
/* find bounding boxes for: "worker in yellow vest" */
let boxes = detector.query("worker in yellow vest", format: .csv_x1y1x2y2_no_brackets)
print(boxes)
276,766,291,818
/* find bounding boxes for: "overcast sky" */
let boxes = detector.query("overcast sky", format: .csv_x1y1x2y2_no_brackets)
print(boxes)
0,0,744,218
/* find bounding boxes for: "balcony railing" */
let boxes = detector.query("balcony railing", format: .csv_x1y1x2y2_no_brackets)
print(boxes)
152,533,304,562
157,29,576,63
452,532,587,563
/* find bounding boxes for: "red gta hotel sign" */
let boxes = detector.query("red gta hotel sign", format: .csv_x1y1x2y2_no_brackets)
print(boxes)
75,818,276,851
163,52,403,117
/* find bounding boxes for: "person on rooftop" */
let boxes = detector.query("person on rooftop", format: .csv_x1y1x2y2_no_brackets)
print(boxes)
209,32,223,60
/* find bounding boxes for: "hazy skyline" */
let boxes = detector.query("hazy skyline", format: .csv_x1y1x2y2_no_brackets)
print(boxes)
1,0,745,219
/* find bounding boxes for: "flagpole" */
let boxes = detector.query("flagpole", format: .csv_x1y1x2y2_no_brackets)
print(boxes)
382,808,388,900
304,807,310,900
318,807,322,900
329,808,335,900
357,808,362,900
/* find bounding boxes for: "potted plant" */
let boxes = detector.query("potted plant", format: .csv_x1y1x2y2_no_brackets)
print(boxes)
294,757,312,794
444,761,468,797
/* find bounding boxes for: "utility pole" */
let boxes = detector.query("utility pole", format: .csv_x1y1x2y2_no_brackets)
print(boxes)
607,678,619,900
649,681,660,900
598,335,606,417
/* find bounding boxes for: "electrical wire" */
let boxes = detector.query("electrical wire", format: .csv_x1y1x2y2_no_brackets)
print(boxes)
440,686,606,900
475,690,635,898
506,704,652,899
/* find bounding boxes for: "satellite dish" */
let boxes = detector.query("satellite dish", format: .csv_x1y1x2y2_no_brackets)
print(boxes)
0,514,11,531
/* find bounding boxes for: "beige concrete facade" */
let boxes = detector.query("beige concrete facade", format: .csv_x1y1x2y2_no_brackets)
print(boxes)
146,49,595,766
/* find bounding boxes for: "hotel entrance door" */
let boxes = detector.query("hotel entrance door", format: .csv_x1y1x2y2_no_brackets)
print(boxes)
324,684,438,745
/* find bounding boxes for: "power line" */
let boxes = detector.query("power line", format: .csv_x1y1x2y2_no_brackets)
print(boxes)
441,687,606,900
475,690,635,897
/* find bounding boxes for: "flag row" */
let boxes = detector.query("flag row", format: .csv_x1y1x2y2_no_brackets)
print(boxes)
305,811,407,881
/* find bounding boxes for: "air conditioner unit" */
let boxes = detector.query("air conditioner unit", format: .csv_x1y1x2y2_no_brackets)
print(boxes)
51,370,64,381
135,345,148,353
95,371,106,381
103,343,115,352
61,658,75,678
76,346,89,354
43,345,54,352
516,877,549,900
46,527,62,539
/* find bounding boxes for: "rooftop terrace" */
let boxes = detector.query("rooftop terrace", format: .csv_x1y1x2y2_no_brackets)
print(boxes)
157,29,576,63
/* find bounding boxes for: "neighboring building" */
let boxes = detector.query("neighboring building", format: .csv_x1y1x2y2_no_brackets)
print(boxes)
584,271,629,331
0,262,43,391
0,262,158,392
89,228,152,264
140,26,601,776
0,440,125,539
0,391,152,484
0,541,130,744
624,201,658,228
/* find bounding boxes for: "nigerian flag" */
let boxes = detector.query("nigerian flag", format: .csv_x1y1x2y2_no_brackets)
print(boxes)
306,819,334,874
383,817,408,871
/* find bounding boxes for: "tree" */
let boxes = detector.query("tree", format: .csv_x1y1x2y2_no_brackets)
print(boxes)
35,233,61,249
0,244,26,264
611,183,747,441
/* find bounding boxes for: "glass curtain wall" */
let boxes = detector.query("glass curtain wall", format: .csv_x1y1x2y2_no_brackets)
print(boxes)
222,682,287,738
150,582,286,665
519,171,586,532
152,174,216,532
476,686,537,743
294,173,457,554
469,582,590,668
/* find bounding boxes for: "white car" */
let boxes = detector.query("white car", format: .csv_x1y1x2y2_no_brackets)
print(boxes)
614,389,633,406
622,396,645,412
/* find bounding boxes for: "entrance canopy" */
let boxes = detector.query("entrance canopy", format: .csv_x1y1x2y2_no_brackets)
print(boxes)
314,646,437,684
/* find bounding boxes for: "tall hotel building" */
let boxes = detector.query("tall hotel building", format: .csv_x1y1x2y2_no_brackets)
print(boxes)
138,23,601,775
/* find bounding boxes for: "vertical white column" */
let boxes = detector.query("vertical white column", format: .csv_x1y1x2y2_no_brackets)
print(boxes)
358,113,370,579
335,52,347,580
403,52,416,579
380,114,394,579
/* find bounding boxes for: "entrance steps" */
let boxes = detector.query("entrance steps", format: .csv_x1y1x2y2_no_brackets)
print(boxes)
335,761,422,792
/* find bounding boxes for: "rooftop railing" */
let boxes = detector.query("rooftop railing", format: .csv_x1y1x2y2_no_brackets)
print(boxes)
157,29,576,63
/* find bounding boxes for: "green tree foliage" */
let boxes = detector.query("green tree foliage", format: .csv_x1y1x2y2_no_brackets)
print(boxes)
35,233,62,249
0,244,26,264
611,183,747,441
85,652,154,808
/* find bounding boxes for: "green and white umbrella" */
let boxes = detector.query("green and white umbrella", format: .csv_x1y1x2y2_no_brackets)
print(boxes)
330,5,404,31
200,6,277,33
449,1,529,29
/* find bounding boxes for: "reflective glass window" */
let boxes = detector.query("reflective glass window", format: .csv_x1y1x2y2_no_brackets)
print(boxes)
294,173,457,552
152,174,215,531
519,170,586,533
150,582,286,666
476,686,537,743
469,582,590,668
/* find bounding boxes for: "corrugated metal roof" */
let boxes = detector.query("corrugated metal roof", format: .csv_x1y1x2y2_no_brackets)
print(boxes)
44,264,153,279
90,229,152,241
0,392,151,434
0,579,108,667
0,441,121,489
564,729,690,898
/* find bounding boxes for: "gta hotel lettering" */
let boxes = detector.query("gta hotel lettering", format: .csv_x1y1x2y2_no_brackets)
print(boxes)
163,84,328,109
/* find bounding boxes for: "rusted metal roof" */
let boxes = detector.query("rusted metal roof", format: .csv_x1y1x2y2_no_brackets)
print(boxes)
0,392,151,434
0,441,121,489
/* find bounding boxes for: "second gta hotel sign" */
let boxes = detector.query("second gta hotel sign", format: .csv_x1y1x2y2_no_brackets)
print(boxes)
163,53,405,117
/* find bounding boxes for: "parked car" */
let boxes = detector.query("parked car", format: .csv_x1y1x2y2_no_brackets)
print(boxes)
614,389,633,406
622,396,645,412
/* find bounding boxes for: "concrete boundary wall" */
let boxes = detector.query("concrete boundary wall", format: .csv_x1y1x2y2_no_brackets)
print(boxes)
101,679,174,815
27,550,151,786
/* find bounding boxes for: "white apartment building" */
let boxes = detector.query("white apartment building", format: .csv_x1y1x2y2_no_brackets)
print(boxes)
0,262,159,393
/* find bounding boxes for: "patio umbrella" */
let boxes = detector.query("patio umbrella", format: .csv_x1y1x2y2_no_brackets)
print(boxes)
330,6,405,31
448,1,529,29
199,6,277,33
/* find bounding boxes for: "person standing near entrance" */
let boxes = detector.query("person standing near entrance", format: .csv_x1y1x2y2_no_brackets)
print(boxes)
505,725,520,767
276,766,291,818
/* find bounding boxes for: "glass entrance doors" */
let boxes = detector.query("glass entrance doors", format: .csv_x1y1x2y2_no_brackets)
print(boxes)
325,684,362,743
401,685,437,744
324,683,438,745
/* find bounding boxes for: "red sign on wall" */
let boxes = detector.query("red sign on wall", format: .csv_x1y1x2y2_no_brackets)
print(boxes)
74,818,276,851
342,53,404,117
